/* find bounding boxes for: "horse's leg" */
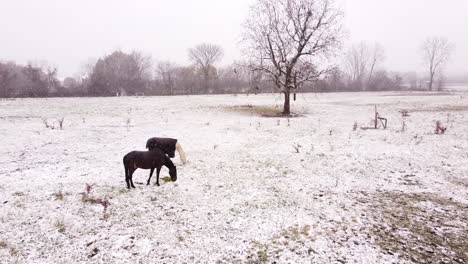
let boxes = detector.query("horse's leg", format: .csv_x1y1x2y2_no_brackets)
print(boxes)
147,168,155,185
130,168,136,188
125,165,131,189
156,167,161,186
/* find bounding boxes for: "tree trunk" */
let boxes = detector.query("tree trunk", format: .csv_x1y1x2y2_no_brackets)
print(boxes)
429,73,434,91
204,70,209,94
283,90,290,116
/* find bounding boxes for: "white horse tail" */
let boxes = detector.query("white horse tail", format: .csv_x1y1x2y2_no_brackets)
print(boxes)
176,142,187,164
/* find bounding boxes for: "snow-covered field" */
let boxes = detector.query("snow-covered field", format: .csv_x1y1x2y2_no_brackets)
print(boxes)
1,92,467,263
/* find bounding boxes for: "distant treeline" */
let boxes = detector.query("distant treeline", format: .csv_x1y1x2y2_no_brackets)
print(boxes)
0,49,450,98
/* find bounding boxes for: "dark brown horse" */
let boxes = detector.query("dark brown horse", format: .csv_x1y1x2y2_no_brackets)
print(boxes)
123,148,177,189
146,137,187,163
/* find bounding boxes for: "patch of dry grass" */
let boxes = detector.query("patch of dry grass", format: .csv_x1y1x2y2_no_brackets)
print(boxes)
224,104,282,117
410,105,468,112
0,240,7,248
219,225,314,264
223,104,304,117
448,177,468,188
383,92,454,97
363,192,468,263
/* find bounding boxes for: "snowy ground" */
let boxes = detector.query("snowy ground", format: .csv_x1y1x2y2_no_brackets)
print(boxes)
0,92,467,264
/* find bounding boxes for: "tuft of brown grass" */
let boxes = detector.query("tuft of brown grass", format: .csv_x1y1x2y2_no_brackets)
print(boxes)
162,176,173,183
0,240,7,248
52,191,64,201
54,220,66,233
224,104,302,118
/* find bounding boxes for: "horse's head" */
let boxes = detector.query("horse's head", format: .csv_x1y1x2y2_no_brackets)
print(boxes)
169,166,177,182
168,150,176,158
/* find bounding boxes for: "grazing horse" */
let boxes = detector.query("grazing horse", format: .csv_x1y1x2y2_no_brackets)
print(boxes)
123,148,177,189
146,137,187,163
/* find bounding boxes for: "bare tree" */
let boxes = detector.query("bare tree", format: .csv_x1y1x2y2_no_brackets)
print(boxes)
188,43,224,93
422,37,453,91
367,43,385,86
242,0,343,115
88,50,152,96
156,61,177,95
345,42,384,91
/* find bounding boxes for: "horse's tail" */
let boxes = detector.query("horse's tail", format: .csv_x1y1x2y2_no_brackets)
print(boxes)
175,142,187,164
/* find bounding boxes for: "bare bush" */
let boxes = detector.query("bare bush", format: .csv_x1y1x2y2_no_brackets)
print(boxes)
81,184,111,219
58,117,65,130
435,121,447,134
52,190,64,201
293,143,302,153
41,118,55,130
126,117,131,131
401,118,407,133
54,220,66,233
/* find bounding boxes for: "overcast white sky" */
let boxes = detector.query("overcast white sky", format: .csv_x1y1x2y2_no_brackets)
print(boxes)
0,0,467,78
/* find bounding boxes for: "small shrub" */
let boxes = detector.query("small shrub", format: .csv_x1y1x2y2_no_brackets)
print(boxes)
52,190,64,201
292,143,302,153
401,117,407,133
126,117,131,131
55,220,66,233
58,117,65,130
81,184,110,219
9,247,18,257
0,240,7,248
41,118,55,130
435,121,447,134
85,184,92,195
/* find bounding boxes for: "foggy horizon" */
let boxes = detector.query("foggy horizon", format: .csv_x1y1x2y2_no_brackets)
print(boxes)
1,0,467,78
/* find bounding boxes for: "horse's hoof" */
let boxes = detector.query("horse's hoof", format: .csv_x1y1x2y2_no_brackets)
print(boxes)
156,183,160,187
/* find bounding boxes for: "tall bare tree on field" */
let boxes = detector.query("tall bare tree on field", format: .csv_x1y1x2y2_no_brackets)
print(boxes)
156,61,177,95
422,37,452,91
367,43,385,87
345,42,384,91
188,43,223,93
242,0,343,115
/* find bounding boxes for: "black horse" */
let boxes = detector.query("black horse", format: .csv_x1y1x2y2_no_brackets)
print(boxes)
146,137,187,163
123,148,177,189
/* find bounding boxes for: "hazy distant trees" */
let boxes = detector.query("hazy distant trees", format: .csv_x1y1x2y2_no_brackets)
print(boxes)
188,43,224,93
88,51,152,96
0,38,458,98
242,0,343,115
421,37,453,91
0,62,15,97
0,62,61,97
345,42,385,91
